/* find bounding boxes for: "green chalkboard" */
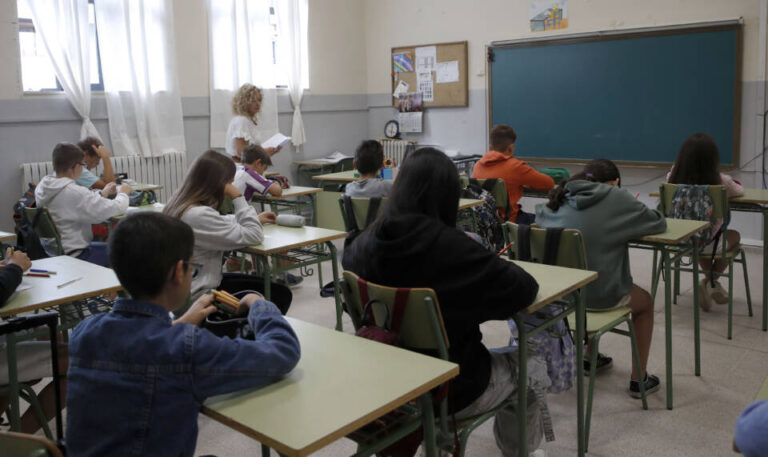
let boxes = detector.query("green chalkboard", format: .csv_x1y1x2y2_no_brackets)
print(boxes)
489,23,742,165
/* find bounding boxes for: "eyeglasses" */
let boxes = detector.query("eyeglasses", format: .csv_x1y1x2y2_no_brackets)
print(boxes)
183,261,204,279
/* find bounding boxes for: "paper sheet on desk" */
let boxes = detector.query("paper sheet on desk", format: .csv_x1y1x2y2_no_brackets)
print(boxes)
16,281,32,292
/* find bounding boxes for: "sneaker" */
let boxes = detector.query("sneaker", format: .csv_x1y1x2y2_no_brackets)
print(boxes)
628,374,661,399
583,352,613,374
698,278,712,312
708,280,729,305
276,272,304,288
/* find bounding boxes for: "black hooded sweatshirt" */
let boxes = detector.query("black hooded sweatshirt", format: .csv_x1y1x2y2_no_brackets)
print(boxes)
342,213,539,412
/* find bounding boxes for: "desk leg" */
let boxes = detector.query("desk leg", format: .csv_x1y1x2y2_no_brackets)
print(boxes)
576,291,586,457
763,209,768,331
663,247,673,410
514,314,528,457
7,332,20,431
325,241,343,331
419,393,437,457
259,256,272,301
261,443,270,457
692,238,701,376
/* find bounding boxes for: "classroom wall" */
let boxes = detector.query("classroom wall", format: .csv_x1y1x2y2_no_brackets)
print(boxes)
364,0,768,244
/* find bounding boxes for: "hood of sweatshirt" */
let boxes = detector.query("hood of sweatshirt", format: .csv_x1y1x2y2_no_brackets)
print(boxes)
370,213,445,260
35,175,74,207
563,180,612,210
478,150,512,166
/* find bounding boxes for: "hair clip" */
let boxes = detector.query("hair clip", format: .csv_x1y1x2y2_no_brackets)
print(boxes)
586,172,594,178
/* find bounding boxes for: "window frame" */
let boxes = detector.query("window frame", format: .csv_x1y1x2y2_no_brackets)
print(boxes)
17,0,105,94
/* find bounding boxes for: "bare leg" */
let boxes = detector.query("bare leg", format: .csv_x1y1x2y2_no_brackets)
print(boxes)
629,285,654,381
699,230,740,280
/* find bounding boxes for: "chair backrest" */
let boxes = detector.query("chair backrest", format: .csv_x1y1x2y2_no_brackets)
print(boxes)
340,271,450,357
502,222,588,270
0,431,63,457
337,196,388,232
459,176,509,213
332,157,354,173
23,207,63,255
658,183,728,219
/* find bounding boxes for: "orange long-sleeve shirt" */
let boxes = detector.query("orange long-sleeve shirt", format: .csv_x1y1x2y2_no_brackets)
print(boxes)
472,150,555,222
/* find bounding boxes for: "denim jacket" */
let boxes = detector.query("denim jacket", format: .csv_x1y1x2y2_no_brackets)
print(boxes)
66,298,300,457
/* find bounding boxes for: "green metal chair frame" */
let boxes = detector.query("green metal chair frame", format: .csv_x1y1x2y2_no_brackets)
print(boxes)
656,183,753,340
340,271,509,457
337,197,387,233
0,431,63,457
502,222,648,452
23,208,63,256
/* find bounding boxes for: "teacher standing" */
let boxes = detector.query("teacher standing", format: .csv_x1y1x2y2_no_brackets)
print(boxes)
225,83,281,162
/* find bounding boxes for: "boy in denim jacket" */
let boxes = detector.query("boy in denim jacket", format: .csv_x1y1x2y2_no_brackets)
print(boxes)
66,212,300,457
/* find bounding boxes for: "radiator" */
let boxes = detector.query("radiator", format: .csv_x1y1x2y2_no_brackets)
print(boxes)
21,151,188,203
380,139,416,166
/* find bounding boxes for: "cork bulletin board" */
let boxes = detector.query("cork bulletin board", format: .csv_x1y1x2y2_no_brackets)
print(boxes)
391,41,468,108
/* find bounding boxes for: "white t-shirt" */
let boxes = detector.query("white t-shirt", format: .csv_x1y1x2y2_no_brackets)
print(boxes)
225,115,262,159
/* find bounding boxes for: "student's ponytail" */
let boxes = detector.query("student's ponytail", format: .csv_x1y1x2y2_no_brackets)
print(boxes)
546,172,587,211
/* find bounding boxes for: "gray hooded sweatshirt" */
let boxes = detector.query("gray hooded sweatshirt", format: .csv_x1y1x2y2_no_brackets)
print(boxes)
535,180,666,309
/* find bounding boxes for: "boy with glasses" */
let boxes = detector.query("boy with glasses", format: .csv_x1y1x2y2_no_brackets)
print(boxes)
34,142,132,265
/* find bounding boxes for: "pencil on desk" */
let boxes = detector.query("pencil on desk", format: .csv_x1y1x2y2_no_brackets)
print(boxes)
57,277,83,289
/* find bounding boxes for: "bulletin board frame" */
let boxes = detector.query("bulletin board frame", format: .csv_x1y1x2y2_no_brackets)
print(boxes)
391,41,469,108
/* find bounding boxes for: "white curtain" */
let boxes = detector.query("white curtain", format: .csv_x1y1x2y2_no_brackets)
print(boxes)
94,0,185,157
25,0,100,139
276,0,308,147
207,0,279,148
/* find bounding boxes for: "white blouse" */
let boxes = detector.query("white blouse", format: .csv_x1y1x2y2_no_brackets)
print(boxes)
225,115,262,158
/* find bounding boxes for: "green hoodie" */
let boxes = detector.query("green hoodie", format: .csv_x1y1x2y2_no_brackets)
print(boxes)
535,180,666,309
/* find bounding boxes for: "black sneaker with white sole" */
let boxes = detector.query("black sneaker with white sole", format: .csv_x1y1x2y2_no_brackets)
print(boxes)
628,374,661,399
583,352,613,374
276,272,304,288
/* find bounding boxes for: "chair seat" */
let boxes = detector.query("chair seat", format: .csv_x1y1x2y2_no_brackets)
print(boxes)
567,306,631,334
698,242,742,260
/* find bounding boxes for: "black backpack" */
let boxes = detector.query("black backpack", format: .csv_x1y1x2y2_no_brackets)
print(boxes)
12,183,49,260
460,179,506,251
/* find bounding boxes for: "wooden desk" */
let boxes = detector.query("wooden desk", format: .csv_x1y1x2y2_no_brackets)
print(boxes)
251,187,323,223
112,202,166,221
510,260,596,457
630,218,710,410
312,170,362,183
0,231,16,244
457,198,483,211
203,318,458,457
729,189,768,332
240,225,348,330
1,256,122,318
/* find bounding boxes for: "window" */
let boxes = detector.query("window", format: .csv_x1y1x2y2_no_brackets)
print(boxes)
17,0,104,92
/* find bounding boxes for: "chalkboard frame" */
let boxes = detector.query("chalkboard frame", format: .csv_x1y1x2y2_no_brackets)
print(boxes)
487,21,743,167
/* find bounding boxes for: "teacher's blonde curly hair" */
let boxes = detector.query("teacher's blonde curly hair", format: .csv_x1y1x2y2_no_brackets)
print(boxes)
231,83,263,122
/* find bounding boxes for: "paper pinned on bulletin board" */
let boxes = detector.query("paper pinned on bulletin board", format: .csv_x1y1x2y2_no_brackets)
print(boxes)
398,112,422,133
529,0,568,32
417,71,434,102
393,80,409,98
415,46,437,72
397,92,423,133
436,61,459,83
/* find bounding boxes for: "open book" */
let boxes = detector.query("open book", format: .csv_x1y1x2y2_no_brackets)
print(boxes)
307,151,353,164
262,133,292,150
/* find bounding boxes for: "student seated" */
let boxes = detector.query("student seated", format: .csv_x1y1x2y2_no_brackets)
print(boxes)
536,159,666,397
343,148,547,456
163,150,293,313
66,212,300,457
345,140,393,198
0,248,68,435
35,143,132,265
472,125,555,224
234,144,282,200
76,136,117,193
666,132,744,310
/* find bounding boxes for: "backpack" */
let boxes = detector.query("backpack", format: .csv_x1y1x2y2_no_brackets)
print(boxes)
12,183,49,260
341,195,382,249
667,185,724,285
128,190,158,207
513,224,577,395
459,180,505,251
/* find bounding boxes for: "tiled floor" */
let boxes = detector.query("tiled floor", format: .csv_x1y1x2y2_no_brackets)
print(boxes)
193,243,767,457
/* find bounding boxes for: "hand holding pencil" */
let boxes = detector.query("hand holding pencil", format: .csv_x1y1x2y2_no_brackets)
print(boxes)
1,248,31,272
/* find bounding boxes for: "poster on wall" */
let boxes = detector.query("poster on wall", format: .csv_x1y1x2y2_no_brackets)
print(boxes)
529,0,568,32
397,93,423,133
